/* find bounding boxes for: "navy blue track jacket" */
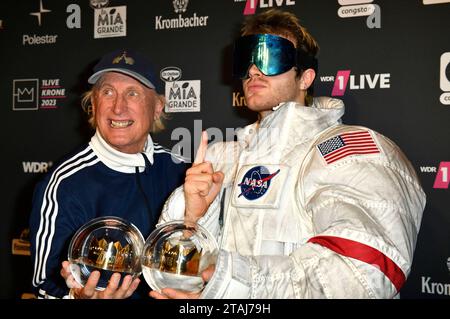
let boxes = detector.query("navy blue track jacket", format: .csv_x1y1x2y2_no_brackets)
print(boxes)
29,132,187,298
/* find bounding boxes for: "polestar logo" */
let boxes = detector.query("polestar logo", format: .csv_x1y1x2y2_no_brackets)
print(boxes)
30,0,51,26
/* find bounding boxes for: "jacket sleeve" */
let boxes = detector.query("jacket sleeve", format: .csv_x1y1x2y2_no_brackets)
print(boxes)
29,178,84,299
202,130,426,299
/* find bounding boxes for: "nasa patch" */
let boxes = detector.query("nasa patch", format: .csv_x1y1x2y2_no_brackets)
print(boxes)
238,166,280,200
232,164,289,209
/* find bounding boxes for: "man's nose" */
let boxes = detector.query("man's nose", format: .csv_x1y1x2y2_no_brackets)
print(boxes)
112,94,127,114
247,64,263,78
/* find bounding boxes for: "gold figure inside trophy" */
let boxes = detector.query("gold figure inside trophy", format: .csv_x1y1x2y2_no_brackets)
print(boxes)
85,237,132,272
68,216,144,290
159,236,201,275
141,220,218,293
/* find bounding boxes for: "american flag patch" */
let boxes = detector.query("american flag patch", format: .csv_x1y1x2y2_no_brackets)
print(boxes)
317,131,380,164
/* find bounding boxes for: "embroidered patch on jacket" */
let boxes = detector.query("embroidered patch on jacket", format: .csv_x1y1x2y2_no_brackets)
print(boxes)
237,166,280,200
317,130,380,165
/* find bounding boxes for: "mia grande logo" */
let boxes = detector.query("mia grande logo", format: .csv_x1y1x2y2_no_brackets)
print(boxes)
161,66,201,113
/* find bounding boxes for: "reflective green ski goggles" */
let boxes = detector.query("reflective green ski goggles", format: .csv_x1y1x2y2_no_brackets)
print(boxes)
232,33,318,79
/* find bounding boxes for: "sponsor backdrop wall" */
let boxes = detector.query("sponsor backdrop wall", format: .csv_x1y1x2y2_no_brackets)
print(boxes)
0,0,449,299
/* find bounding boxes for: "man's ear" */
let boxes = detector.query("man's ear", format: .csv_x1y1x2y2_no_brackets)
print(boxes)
90,95,96,117
153,94,165,120
300,68,316,90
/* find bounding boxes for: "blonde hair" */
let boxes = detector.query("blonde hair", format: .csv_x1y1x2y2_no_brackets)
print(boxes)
81,83,167,133
241,9,319,104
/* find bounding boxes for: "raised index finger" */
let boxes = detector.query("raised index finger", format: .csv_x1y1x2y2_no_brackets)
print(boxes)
193,131,208,165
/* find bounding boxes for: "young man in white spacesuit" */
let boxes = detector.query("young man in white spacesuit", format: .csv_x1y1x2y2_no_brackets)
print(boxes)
150,9,426,299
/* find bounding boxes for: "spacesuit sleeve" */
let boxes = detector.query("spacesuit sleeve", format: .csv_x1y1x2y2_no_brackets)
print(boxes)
159,143,224,238
159,185,222,238
201,132,426,299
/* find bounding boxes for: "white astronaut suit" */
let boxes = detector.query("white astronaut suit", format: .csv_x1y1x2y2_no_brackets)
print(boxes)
160,97,426,299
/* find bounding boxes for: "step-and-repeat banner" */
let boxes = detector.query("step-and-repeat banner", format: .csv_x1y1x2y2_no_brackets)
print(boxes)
1,0,449,299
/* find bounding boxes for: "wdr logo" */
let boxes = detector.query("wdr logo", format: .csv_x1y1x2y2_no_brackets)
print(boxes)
433,162,450,189
22,161,53,173
320,70,390,96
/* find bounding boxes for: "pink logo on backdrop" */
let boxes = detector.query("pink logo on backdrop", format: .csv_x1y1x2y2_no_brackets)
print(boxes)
331,70,351,96
433,161,450,189
244,0,259,15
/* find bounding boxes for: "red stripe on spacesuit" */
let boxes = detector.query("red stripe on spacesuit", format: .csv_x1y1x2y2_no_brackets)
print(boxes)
308,235,405,292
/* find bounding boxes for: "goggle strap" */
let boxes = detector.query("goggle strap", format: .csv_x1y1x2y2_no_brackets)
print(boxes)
297,49,318,73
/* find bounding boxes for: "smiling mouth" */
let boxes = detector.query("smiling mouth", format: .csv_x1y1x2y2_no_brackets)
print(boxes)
110,120,134,128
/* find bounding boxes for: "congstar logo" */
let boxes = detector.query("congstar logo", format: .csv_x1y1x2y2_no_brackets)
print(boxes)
440,52,450,105
337,0,381,29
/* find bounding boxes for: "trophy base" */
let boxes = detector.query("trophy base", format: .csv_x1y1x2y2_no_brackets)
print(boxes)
69,260,136,290
142,266,204,293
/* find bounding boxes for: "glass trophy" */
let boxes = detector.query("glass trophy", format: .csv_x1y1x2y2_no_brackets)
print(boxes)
68,216,144,290
141,220,218,293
